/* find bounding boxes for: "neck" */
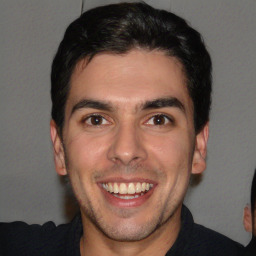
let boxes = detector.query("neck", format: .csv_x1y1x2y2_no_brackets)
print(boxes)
80,206,182,256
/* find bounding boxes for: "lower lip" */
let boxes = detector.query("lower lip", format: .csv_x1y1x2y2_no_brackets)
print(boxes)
99,185,156,208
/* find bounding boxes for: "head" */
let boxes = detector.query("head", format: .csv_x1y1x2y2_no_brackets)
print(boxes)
50,2,211,243
51,2,212,137
244,169,256,237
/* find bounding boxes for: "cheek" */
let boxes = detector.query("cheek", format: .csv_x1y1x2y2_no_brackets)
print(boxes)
147,131,193,170
64,135,109,204
65,133,109,172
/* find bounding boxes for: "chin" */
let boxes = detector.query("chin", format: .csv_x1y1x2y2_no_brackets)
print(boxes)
97,223,159,242
84,209,162,242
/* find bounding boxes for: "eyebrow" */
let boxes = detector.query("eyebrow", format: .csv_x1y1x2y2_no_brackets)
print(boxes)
71,99,113,115
142,97,185,113
71,96,185,116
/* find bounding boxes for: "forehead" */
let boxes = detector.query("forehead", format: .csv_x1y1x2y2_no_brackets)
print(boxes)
67,50,192,113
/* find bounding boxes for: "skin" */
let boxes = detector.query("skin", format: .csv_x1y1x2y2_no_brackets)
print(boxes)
51,49,208,256
244,204,256,236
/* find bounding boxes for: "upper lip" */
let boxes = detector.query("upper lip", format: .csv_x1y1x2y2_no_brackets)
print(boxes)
97,177,157,185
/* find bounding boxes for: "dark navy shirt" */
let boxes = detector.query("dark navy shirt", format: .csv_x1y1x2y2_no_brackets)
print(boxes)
243,237,256,256
0,206,244,256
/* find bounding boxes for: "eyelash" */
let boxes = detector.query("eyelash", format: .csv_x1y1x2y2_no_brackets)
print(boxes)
80,113,174,127
145,114,174,126
81,114,110,126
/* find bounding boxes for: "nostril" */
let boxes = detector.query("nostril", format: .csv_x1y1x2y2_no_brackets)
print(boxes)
107,128,148,164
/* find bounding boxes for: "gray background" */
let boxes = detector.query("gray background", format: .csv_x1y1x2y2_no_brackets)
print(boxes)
0,0,255,246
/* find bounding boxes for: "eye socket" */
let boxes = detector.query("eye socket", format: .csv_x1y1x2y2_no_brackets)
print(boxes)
146,114,173,126
83,114,110,126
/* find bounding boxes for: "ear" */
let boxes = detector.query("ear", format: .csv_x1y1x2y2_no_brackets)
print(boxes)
191,122,209,174
243,205,253,233
50,120,67,175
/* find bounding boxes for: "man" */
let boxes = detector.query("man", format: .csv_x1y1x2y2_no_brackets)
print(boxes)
0,2,243,256
243,169,256,255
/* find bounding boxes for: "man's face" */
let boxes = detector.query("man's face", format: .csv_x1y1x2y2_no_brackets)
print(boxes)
51,50,208,241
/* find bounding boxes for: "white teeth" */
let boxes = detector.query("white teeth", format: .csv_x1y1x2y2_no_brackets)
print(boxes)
119,183,127,194
141,182,146,192
103,182,154,196
108,183,113,193
128,183,135,194
114,195,137,199
113,183,119,194
135,183,142,193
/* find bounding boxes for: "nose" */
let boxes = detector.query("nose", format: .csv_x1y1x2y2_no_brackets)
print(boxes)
107,123,147,166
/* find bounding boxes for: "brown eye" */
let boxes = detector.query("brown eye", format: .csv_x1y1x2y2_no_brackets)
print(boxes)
146,114,172,126
153,115,166,125
85,115,107,126
91,116,102,125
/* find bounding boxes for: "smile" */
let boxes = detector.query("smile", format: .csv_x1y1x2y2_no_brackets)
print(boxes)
101,182,154,200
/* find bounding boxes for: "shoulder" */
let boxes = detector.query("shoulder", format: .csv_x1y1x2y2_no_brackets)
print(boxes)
0,220,73,256
243,238,256,256
0,219,71,239
174,206,244,256
190,223,244,255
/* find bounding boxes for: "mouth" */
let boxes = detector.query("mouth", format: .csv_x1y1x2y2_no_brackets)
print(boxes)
101,182,154,199
98,180,156,208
